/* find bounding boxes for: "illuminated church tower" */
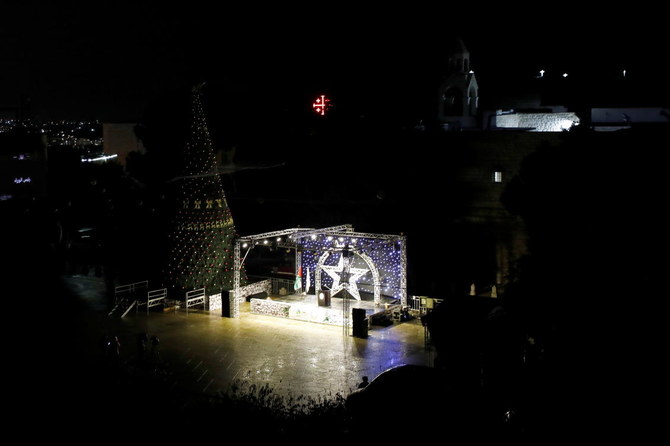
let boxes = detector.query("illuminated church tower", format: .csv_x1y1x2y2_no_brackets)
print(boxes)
438,37,479,130
164,85,239,294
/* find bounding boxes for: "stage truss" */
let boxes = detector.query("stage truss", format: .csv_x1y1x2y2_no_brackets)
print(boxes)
232,225,407,317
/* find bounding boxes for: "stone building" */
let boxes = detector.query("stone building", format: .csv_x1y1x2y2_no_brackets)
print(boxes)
437,37,479,131
423,37,667,297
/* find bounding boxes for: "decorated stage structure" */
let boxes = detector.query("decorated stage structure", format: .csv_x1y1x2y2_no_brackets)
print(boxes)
222,224,407,327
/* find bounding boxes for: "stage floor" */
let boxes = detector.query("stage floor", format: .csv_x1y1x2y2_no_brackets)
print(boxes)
250,293,398,327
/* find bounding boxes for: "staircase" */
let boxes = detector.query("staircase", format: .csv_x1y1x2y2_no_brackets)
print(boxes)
107,298,137,317
108,280,148,317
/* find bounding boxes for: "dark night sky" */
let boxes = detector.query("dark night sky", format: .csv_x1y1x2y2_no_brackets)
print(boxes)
2,1,666,122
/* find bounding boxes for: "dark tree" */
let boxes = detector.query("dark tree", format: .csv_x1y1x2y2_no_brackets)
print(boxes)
500,126,667,438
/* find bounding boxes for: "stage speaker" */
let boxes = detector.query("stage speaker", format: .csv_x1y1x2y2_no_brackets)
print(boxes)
318,290,331,307
353,316,368,338
221,290,232,317
352,307,366,322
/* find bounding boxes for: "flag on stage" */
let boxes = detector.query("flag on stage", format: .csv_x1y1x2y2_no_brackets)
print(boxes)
294,266,302,291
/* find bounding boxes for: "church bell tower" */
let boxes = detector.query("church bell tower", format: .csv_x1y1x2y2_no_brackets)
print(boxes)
438,37,479,130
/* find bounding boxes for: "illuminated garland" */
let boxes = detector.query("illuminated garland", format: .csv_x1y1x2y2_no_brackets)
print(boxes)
234,227,407,310
164,88,241,293
298,236,404,301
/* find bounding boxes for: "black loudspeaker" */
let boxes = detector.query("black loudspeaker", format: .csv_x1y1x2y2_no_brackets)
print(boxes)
221,290,232,317
318,290,331,307
352,308,368,338
353,316,369,338
352,308,366,322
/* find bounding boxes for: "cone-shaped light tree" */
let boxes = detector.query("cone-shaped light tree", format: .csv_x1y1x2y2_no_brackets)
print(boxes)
164,84,240,293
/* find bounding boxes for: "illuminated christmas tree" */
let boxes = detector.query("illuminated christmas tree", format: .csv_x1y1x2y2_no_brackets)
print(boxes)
164,84,239,293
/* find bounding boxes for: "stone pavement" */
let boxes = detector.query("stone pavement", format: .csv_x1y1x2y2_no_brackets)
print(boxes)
62,275,435,401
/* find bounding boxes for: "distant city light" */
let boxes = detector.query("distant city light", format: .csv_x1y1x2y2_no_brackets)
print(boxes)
562,73,568,78
81,154,117,163
539,69,545,77
623,69,627,78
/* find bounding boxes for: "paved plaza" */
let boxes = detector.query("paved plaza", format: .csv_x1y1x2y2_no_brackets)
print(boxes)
63,275,434,401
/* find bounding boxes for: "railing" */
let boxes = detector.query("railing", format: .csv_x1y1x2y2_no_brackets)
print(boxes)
137,288,167,313
246,275,295,297
273,278,298,295
119,300,137,318
148,288,167,309
114,280,148,303
185,287,206,312
109,280,148,317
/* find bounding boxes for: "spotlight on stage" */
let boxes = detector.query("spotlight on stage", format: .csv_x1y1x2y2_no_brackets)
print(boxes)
318,290,331,307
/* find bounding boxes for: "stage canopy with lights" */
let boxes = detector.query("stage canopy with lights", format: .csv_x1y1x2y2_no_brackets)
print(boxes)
233,224,407,312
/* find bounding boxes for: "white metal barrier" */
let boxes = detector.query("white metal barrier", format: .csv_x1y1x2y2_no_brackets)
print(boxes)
109,280,148,317
137,288,167,313
114,280,148,302
185,287,206,312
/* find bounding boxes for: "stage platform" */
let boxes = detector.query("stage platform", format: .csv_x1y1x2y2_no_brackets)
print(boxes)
250,293,400,327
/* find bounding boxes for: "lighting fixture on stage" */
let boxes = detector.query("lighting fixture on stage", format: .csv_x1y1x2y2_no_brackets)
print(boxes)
276,237,281,242
311,234,317,240
242,242,248,248
263,240,268,244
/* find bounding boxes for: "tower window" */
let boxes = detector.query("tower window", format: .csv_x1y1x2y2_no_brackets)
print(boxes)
442,87,463,116
493,171,503,183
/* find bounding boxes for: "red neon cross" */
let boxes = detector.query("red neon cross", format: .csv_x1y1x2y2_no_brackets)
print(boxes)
312,94,330,116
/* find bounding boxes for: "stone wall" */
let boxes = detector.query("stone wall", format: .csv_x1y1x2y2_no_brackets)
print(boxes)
234,279,272,303
251,298,291,318
495,112,579,132
208,292,222,311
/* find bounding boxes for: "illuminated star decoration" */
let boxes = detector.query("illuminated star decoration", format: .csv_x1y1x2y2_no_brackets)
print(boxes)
320,255,368,301
312,94,331,116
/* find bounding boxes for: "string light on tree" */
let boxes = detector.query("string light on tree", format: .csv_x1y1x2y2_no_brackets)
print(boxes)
164,84,244,293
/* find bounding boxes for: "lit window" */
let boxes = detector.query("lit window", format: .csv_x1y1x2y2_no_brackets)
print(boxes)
493,171,503,183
